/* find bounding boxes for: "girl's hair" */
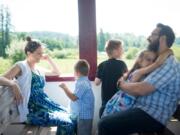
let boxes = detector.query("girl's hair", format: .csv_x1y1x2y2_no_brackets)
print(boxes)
126,50,156,79
24,36,42,55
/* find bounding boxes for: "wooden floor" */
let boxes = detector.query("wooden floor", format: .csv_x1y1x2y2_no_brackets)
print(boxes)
2,121,180,135
2,124,57,135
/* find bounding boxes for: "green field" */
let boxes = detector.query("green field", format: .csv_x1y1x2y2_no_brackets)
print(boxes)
32,56,134,75
0,55,134,75
0,46,179,75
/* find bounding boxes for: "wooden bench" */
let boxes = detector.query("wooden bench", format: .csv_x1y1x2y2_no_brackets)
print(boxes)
0,86,57,135
0,86,19,134
1,85,180,135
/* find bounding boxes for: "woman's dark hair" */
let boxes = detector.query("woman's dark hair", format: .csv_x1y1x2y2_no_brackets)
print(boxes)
157,23,175,48
24,36,42,55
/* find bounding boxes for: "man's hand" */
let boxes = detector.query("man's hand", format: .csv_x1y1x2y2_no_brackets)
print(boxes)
10,81,23,105
117,77,125,88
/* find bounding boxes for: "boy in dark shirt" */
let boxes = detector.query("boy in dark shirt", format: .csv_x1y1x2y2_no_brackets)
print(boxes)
95,39,128,118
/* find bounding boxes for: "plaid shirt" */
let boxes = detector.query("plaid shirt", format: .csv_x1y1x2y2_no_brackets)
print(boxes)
134,55,180,125
70,76,94,119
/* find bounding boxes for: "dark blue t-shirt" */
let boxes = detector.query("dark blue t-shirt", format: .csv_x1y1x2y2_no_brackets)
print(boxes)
96,58,127,105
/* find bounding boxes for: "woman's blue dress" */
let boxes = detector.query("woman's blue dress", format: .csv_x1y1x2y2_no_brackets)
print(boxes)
26,72,76,135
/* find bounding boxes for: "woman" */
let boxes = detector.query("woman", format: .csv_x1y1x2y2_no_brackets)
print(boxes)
3,37,76,135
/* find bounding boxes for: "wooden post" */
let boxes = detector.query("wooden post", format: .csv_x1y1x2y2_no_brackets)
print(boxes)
78,0,97,80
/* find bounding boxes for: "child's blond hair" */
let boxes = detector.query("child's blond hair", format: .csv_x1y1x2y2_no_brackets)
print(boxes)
105,39,122,56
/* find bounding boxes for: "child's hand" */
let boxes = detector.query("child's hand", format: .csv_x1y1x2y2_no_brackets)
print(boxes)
155,49,173,66
129,70,143,82
59,83,67,90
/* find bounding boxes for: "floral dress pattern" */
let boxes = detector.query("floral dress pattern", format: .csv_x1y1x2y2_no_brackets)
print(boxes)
102,72,137,118
27,72,76,135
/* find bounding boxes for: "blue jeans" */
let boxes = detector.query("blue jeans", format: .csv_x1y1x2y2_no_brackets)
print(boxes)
98,108,165,135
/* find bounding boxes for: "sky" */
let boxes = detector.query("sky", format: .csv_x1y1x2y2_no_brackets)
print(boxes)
1,0,180,37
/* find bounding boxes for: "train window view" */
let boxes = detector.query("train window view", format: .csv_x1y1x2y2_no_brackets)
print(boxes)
1,0,180,135
0,0,180,76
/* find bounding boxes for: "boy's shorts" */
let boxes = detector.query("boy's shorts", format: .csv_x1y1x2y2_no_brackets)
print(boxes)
78,119,93,135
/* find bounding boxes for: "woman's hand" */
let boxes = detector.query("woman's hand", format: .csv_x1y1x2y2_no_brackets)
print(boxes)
41,54,50,61
40,54,60,76
10,81,23,105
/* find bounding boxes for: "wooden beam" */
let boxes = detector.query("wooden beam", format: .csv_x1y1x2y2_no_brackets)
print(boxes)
78,0,97,80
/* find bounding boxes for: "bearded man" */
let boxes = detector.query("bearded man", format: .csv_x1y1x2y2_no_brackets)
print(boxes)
98,23,180,135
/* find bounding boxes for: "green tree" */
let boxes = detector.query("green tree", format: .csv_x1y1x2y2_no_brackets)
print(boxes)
175,37,180,45
0,5,5,57
4,7,11,48
16,32,27,41
0,5,11,57
97,28,106,52
42,38,63,51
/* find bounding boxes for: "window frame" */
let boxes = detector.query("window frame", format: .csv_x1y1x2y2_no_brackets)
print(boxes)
46,0,97,82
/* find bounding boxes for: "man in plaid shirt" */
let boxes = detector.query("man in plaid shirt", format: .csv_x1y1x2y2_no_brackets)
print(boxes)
98,23,180,135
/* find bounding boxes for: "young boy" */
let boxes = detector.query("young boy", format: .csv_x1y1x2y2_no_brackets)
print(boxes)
95,39,128,118
59,59,94,135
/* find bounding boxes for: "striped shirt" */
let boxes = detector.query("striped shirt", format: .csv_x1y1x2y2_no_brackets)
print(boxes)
134,55,180,125
70,76,95,119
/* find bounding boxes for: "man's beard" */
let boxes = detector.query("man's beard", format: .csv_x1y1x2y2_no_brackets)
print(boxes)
147,39,160,52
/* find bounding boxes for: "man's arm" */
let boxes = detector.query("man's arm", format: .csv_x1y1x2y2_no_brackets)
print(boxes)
130,49,173,82
119,56,175,96
119,79,155,96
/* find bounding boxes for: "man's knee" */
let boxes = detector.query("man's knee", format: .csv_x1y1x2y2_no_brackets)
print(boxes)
98,118,104,130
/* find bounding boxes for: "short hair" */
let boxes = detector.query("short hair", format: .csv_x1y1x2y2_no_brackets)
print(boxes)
74,59,90,76
157,23,175,48
24,36,42,55
105,39,122,55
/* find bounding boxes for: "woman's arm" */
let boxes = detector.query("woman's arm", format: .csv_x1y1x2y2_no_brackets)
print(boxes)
3,64,21,79
40,55,60,76
0,76,15,86
0,76,23,104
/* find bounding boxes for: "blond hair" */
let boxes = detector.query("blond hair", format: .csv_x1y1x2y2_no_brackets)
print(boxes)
105,39,122,55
